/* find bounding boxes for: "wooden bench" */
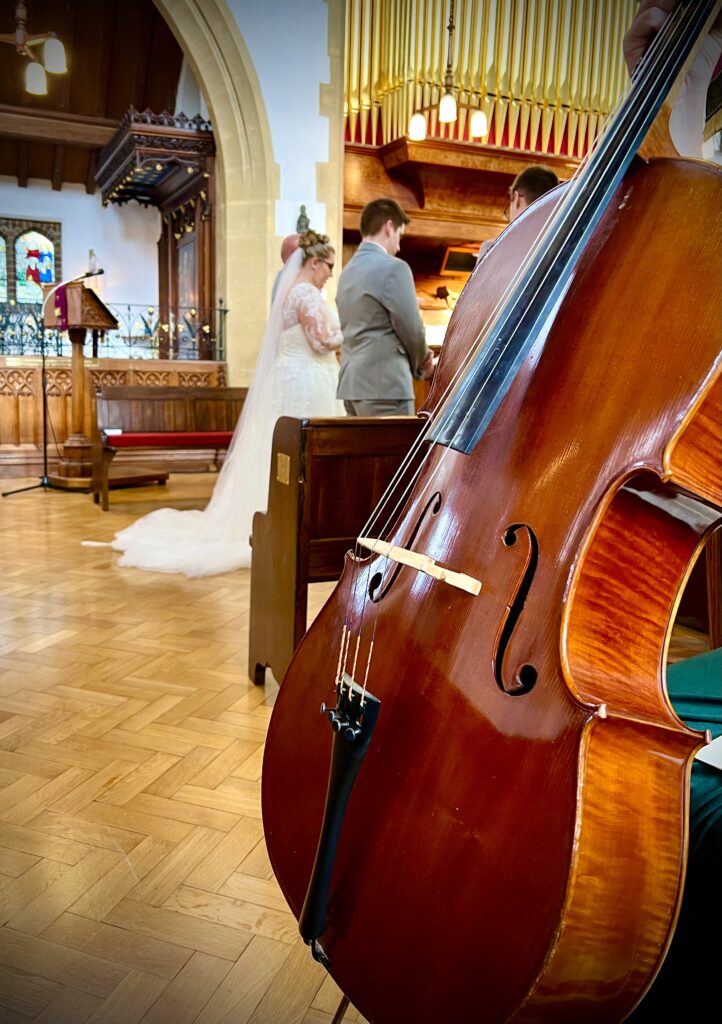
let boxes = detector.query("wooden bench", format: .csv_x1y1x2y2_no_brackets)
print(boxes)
249,414,425,685
91,386,248,510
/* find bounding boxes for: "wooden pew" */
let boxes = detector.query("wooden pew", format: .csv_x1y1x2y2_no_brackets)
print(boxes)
249,415,425,685
91,385,247,510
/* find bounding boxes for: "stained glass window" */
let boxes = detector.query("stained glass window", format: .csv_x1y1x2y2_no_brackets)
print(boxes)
15,230,55,304
0,236,6,303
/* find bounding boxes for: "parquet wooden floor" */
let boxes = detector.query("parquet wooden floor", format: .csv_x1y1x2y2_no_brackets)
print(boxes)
0,475,365,1024
0,474,710,1024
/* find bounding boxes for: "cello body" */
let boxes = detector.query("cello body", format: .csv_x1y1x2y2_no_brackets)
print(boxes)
262,154,722,1023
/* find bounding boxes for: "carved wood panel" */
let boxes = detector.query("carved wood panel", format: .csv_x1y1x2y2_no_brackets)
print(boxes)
0,357,228,471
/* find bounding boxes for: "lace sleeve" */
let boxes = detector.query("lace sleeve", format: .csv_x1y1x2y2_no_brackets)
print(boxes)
296,284,343,353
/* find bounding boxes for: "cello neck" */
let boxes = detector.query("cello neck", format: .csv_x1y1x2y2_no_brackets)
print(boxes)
432,0,719,455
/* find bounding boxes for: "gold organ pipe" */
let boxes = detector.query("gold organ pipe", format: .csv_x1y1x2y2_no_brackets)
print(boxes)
345,0,636,156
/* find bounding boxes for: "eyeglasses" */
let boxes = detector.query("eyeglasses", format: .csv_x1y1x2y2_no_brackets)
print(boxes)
504,188,525,223
320,260,334,272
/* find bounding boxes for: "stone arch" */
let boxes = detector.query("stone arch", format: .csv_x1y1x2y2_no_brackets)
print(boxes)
154,0,279,382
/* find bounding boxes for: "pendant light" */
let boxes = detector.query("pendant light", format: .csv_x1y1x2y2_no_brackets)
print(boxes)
408,0,488,143
0,3,68,95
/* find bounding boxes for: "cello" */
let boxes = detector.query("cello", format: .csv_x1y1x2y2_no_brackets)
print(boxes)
262,2,722,1021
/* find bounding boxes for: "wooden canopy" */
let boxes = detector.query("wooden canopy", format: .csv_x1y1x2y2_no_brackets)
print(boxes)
95,109,215,209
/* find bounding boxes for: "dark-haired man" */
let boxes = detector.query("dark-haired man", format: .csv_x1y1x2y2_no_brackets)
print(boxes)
477,164,560,264
336,198,432,417
506,164,559,223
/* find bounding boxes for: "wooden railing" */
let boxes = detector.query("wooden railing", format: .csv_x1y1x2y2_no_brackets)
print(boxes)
0,356,228,477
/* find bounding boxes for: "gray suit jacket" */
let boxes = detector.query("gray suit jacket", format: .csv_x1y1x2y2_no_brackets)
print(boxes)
336,242,428,400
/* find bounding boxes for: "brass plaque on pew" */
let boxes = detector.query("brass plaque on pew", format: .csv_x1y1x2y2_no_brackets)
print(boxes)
276,453,291,486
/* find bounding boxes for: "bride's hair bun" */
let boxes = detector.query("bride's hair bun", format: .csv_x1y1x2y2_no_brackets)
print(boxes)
299,229,334,264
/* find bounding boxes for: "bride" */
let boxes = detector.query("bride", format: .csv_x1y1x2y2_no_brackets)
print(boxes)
108,230,344,576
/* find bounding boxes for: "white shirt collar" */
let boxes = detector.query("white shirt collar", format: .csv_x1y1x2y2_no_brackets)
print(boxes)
362,240,388,254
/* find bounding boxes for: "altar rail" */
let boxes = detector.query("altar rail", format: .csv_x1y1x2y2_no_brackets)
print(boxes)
0,357,228,477
0,302,227,361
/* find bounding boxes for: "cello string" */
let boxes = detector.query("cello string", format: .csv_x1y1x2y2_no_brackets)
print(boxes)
351,4,681,559
349,1,713,704
355,2,682,550
339,6,684,686
426,6,692,466
342,5,684,683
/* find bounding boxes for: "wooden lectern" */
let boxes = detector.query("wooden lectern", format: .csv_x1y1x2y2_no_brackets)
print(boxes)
43,281,117,487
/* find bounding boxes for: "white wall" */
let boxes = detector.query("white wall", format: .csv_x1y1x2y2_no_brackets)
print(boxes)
702,131,722,165
175,58,210,121
227,0,331,237
0,177,160,306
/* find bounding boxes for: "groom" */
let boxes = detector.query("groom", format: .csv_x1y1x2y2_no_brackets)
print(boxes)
336,198,433,416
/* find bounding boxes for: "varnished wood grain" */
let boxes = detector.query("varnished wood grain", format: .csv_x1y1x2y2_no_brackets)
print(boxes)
264,157,722,1023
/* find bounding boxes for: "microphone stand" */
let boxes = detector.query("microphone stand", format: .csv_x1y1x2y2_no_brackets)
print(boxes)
3,269,103,498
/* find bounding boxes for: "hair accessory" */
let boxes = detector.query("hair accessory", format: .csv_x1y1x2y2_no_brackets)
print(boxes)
299,229,330,250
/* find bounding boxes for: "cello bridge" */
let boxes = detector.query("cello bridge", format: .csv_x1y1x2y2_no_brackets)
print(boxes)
357,536,482,595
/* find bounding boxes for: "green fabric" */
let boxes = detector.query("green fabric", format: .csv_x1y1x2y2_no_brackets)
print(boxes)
629,648,722,1020
667,646,722,738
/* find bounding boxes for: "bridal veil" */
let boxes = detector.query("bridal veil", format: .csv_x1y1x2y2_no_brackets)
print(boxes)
110,249,304,576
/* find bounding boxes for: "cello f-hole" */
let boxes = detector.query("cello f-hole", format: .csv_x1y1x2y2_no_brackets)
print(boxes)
494,523,539,696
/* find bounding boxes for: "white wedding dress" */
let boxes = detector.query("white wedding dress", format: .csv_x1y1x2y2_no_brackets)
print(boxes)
108,250,344,577
276,282,345,418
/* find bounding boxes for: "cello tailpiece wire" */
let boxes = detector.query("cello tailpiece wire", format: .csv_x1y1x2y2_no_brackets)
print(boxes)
350,634,361,689
335,624,349,688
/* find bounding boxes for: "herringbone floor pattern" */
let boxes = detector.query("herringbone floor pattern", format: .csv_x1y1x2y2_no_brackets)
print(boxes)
0,475,365,1024
0,474,709,1024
